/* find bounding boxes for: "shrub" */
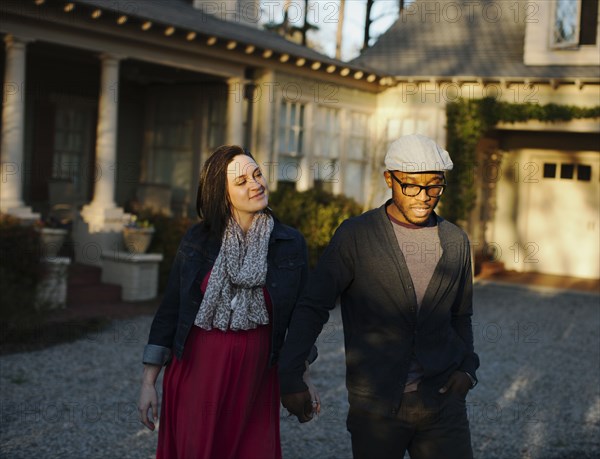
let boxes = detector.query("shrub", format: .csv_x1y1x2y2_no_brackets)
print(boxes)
269,188,363,267
136,210,196,293
0,214,46,338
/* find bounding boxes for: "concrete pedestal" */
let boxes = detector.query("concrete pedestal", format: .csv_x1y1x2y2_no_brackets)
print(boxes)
37,257,71,309
101,251,163,302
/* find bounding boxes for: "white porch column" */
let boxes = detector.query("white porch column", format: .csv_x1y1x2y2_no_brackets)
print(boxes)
226,77,245,146
0,35,39,220
255,70,274,170
80,54,129,233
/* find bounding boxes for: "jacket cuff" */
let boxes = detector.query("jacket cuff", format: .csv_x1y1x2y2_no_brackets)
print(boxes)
142,344,172,366
278,370,308,395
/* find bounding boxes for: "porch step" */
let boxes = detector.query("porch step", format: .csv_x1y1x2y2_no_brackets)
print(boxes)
67,263,122,306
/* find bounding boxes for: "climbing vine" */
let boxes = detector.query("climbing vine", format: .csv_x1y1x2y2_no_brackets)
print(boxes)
444,98,600,225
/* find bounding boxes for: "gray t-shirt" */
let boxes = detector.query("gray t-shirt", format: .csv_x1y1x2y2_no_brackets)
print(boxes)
388,212,443,390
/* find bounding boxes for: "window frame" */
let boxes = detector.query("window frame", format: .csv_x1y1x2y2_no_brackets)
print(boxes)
551,0,584,49
276,98,308,184
312,105,342,192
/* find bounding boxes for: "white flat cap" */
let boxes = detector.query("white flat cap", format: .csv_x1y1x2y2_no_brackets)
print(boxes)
385,134,453,172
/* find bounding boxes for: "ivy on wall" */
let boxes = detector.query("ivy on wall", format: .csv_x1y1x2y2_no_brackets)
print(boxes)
444,97,600,225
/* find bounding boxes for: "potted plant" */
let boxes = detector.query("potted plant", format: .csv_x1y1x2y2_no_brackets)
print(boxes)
36,216,70,258
123,215,155,254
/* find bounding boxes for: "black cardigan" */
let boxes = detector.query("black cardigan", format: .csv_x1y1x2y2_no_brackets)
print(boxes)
278,202,479,416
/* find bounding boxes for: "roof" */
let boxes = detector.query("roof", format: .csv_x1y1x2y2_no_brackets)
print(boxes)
353,0,600,80
73,0,386,78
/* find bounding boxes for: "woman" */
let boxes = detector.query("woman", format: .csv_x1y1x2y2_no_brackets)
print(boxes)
138,145,319,459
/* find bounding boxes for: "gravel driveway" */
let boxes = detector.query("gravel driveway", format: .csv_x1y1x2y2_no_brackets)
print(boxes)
1,282,599,459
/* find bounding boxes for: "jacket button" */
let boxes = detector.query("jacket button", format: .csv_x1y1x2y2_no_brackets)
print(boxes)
271,282,277,288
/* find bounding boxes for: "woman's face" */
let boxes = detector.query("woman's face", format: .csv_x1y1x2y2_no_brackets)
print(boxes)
226,154,269,220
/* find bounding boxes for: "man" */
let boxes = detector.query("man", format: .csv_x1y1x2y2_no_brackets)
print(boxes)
278,134,479,459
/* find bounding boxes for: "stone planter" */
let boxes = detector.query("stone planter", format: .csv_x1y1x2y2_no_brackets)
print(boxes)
102,250,163,302
39,228,68,258
122,227,155,254
37,256,71,309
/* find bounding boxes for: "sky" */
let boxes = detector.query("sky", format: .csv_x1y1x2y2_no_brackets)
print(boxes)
258,0,403,61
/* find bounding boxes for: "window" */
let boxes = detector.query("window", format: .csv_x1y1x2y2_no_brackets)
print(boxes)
345,112,370,202
560,163,575,179
277,100,306,184
543,163,557,178
148,92,194,204
313,106,341,192
553,0,598,48
577,164,592,181
207,93,226,151
542,162,592,181
52,106,92,193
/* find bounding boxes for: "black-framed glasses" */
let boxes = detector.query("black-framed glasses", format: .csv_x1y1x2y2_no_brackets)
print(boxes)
388,172,446,197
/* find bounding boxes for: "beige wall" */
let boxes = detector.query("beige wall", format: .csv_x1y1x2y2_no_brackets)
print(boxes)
524,0,600,66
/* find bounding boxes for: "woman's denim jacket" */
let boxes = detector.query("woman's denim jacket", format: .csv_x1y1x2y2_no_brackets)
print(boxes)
142,219,315,367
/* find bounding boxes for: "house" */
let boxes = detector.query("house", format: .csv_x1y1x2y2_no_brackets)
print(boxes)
354,0,600,279
0,0,390,266
1,0,599,280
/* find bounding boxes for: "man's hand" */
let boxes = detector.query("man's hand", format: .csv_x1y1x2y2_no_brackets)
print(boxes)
281,390,313,423
438,371,472,398
302,362,321,416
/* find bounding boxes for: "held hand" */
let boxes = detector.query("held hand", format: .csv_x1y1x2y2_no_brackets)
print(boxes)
138,382,159,430
302,365,321,416
281,390,313,423
438,371,472,398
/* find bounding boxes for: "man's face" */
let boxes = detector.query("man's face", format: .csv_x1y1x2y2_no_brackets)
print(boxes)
384,171,445,226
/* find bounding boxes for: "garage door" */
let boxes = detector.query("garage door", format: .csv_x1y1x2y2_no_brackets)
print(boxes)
525,151,599,279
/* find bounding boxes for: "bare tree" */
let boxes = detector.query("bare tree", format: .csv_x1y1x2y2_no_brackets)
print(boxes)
335,0,346,60
363,0,404,50
363,0,375,50
264,0,317,46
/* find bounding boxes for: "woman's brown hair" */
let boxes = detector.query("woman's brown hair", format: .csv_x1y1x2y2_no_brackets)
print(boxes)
196,145,261,240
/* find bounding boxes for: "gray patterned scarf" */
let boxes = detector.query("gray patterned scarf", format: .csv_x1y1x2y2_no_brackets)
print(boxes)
194,212,274,331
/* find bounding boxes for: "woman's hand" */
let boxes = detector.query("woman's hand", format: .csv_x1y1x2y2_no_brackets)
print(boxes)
302,361,321,416
138,364,161,430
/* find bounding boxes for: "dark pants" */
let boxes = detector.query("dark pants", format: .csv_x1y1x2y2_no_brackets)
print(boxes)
346,387,473,459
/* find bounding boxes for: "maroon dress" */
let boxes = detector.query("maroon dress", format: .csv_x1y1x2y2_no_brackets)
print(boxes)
156,271,282,459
